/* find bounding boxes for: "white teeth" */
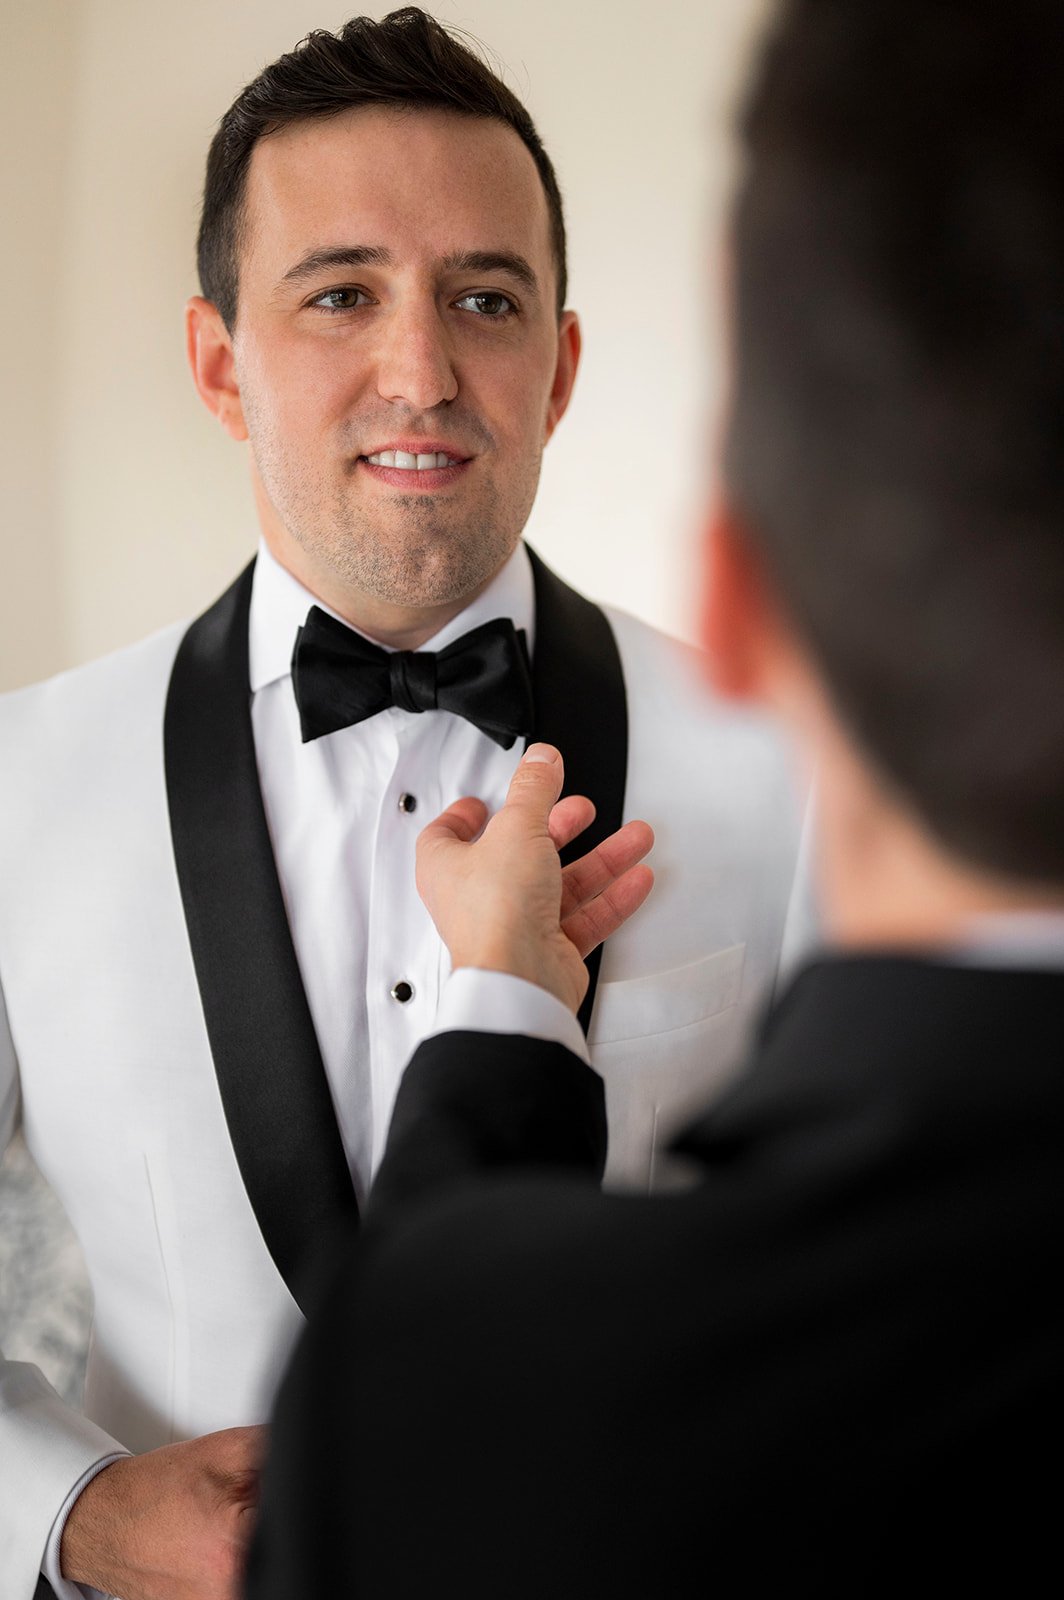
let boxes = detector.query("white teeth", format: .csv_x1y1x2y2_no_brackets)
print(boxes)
366,450,459,469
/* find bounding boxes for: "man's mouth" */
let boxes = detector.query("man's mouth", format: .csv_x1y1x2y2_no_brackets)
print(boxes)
363,449,462,470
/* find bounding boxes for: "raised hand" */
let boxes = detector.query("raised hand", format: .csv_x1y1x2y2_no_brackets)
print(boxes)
59,1425,265,1600
416,744,654,1014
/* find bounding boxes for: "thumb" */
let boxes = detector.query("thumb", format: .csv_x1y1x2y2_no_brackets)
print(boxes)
500,743,565,828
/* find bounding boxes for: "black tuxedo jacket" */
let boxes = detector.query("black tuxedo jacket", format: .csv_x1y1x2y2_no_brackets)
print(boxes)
247,956,1063,1594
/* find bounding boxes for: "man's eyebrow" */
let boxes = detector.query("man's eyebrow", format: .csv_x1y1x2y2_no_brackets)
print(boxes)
440,250,540,297
275,244,541,298
276,245,394,290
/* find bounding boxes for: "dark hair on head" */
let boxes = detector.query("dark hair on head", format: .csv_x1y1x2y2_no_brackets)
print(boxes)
724,0,1064,883
197,7,567,328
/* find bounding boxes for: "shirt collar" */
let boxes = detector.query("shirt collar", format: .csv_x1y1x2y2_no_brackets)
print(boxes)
947,908,1064,970
248,538,536,694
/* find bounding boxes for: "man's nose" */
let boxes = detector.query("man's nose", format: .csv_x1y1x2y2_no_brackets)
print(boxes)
375,305,459,410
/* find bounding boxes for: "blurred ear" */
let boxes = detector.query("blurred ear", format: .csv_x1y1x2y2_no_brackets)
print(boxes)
186,297,248,441
700,502,775,701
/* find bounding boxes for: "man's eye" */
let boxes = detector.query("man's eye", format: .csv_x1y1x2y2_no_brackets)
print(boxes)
454,291,516,319
311,287,371,312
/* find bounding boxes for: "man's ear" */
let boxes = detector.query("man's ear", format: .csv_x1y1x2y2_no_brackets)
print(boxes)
543,310,581,442
186,297,248,441
701,502,776,701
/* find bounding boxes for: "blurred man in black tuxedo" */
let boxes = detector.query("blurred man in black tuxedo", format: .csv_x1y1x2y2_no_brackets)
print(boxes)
247,0,1064,1591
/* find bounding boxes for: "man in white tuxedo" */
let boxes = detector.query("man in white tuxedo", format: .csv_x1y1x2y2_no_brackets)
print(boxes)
0,10,803,1598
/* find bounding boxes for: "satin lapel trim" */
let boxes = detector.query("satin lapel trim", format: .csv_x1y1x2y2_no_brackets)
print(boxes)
527,547,629,1036
164,561,358,1315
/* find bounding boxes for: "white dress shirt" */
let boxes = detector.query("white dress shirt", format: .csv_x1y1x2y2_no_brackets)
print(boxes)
250,539,559,1202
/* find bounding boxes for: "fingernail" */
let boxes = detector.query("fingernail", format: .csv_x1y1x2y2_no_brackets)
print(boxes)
523,743,558,764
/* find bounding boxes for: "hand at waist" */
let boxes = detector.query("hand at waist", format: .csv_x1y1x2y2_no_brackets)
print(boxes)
60,1425,265,1600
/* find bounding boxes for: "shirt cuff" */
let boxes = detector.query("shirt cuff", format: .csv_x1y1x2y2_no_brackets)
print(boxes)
43,1452,129,1600
432,968,590,1065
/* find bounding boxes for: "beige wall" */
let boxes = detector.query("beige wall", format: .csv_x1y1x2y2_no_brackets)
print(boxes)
0,0,774,692
1,2,79,687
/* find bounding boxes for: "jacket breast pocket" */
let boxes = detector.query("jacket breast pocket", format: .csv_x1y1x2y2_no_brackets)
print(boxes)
588,944,749,1191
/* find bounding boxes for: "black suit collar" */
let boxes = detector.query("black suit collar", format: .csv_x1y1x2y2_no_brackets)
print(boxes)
674,954,1064,1163
164,548,627,1312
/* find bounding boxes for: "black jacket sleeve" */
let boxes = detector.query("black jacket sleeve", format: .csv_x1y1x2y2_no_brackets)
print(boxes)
367,1029,607,1218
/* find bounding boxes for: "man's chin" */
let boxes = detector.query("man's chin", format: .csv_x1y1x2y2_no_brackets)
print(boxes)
339,536,519,613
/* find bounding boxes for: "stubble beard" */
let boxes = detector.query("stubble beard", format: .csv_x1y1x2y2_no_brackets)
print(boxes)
316,474,523,609
246,404,542,609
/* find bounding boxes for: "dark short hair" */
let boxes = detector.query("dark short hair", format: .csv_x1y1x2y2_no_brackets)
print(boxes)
197,7,567,329
725,0,1064,883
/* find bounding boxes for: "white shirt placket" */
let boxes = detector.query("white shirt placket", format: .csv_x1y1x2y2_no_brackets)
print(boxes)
365,709,447,1176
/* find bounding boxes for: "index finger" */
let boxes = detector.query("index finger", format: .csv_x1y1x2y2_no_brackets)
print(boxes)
417,796,489,851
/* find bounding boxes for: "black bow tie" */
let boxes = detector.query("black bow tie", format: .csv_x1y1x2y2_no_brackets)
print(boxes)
291,607,535,749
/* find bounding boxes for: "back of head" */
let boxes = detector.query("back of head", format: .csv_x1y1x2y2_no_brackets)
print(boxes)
725,0,1064,884
198,7,567,329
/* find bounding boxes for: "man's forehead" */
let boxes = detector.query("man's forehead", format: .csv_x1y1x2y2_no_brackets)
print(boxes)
243,103,551,259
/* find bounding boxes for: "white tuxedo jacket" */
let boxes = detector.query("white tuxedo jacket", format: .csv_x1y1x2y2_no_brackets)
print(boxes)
0,551,806,1595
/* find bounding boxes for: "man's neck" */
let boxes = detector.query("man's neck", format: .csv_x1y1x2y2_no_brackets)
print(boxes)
815,758,1064,951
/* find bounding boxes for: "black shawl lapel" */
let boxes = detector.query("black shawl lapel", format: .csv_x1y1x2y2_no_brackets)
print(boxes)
164,561,357,1315
527,548,629,1035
